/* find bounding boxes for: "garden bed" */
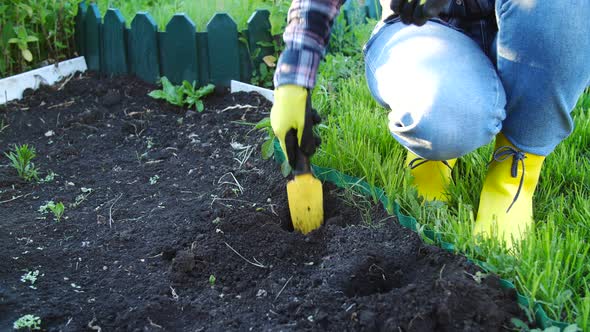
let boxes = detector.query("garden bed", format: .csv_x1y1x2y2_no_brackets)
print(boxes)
1,74,527,331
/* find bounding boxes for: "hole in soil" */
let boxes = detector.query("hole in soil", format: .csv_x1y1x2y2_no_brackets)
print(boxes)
343,255,404,297
279,185,376,233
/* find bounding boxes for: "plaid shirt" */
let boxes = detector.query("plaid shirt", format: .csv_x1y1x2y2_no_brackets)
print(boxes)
274,0,497,89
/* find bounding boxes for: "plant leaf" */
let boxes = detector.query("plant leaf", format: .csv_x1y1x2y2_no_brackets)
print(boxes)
196,84,215,98
509,318,528,330
173,92,185,105
182,80,193,93
196,101,204,112
261,139,274,160
254,117,271,130
256,41,273,48
263,55,276,67
563,324,581,332
259,63,268,76
280,160,292,177
21,49,33,62
160,77,176,97
184,96,196,108
148,90,167,100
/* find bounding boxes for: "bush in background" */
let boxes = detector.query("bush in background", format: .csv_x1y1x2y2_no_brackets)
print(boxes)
0,0,78,78
0,0,291,79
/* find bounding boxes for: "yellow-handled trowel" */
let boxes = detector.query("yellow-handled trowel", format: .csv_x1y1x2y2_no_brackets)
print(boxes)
284,99,324,234
287,146,323,234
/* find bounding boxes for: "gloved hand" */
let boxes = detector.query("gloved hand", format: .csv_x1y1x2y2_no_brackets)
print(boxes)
271,85,321,170
390,0,450,26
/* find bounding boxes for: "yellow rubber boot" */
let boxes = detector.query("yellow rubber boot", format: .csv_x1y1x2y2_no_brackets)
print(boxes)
474,134,545,249
406,151,457,203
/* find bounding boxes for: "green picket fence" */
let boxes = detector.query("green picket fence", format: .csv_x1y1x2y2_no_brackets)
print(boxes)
74,0,382,88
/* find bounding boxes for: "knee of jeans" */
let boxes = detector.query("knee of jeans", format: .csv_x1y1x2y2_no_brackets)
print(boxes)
390,107,504,160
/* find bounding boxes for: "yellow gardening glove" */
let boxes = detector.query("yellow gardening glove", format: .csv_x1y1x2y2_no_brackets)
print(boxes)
271,85,321,167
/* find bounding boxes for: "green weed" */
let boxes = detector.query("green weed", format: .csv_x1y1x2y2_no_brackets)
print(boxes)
39,171,57,183
148,77,184,106
71,187,93,208
20,270,40,287
39,201,65,222
148,77,214,112
13,314,41,330
254,117,291,176
149,175,159,185
182,81,215,112
4,144,39,181
254,117,274,159
209,274,216,286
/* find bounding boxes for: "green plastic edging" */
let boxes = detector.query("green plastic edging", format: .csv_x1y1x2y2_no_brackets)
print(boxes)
272,139,570,330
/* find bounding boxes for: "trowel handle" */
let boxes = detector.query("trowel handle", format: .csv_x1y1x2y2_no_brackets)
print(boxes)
293,142,312,175
285,129,312,176
284,91,321,175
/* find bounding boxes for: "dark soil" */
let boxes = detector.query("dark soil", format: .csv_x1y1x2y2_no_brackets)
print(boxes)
0,73,527,331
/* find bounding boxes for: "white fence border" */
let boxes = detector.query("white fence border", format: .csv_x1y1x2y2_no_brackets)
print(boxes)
230,80,274,102
0,56,88,105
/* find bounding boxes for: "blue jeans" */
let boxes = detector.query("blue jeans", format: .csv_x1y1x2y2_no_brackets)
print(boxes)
364,1,590,159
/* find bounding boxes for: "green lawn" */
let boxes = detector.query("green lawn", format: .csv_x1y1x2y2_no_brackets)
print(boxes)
311,19,590,329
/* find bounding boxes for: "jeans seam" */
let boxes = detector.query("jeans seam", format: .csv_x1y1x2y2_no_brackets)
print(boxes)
493,71,501,120
365,54,377,78
363,22,388,57
496,0,510,22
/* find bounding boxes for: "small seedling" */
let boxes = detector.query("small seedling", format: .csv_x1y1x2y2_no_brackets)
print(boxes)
254,118,274,159
39,201,65,222
13,314,41,330
4,144,39,181
209,274,216,286
135,151,148,164
182,81,215,112
20,270,40,289
146,137,155,149
148,77,184,106
148,77,215,112
71,187,93,208
39,171,57,183
254,117,291,177
51,203,65,221
464,271,488,284
149,175,159,185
